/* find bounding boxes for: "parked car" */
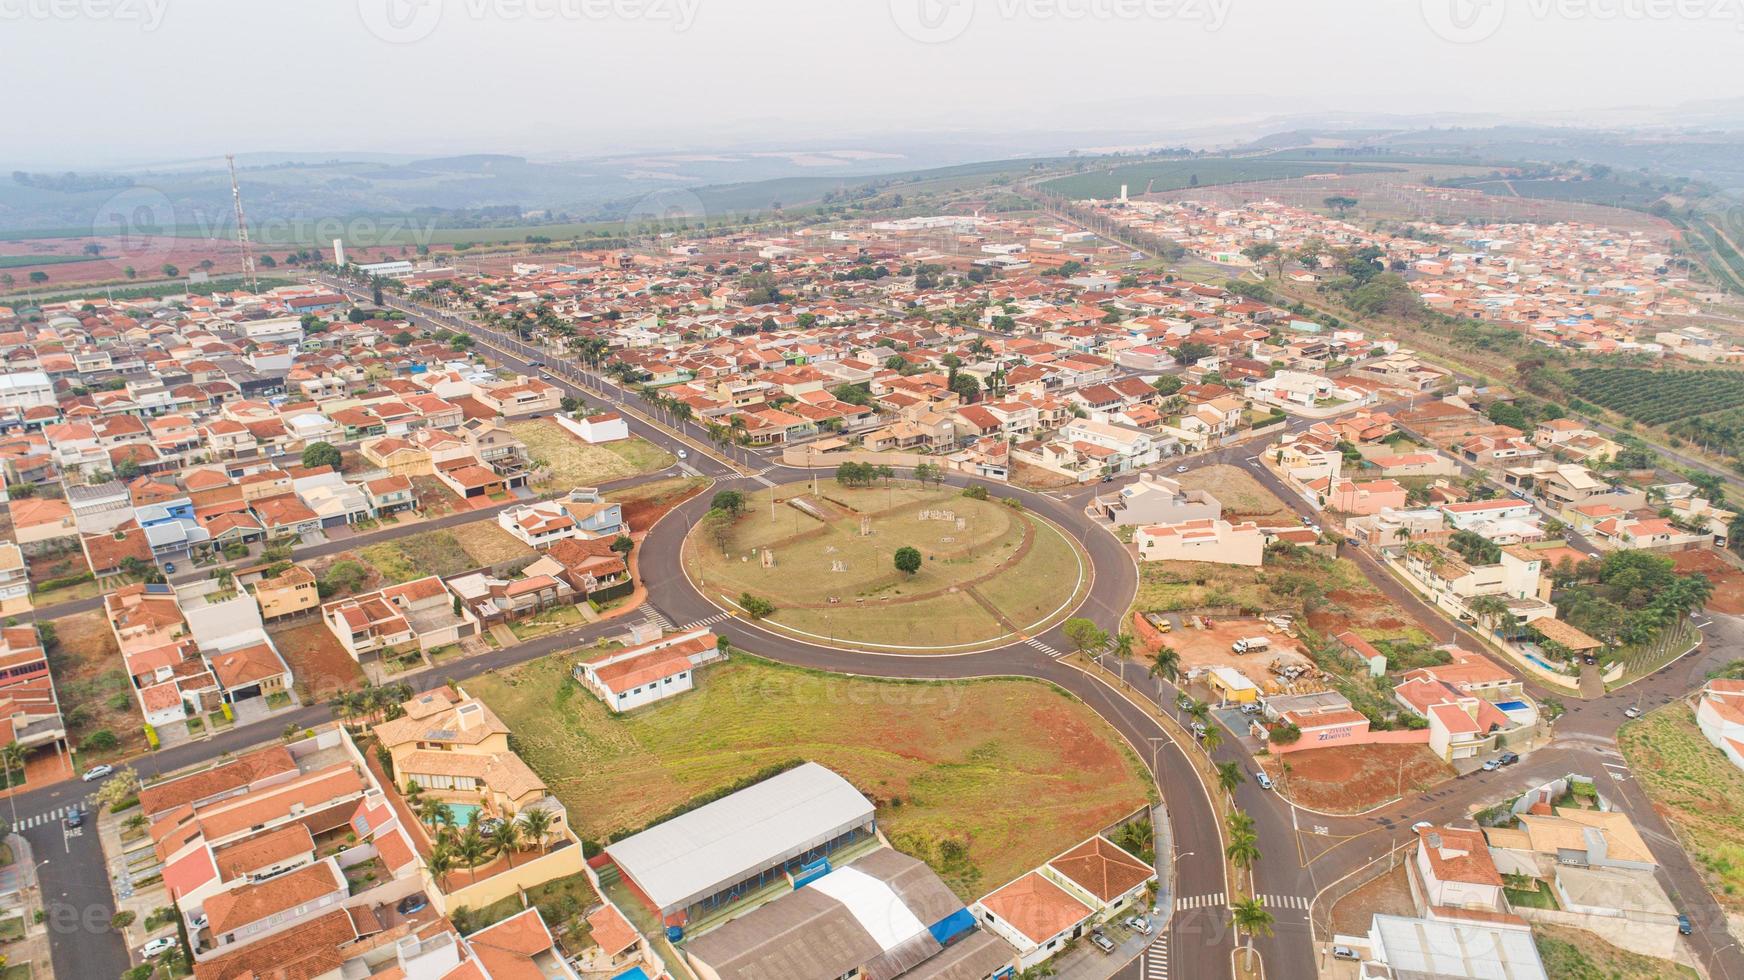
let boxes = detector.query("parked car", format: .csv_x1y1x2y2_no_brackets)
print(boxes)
1411,821,1434,833
397,894,429,916
1125,915,1152,934
1255,771,1274,790
1175,465,1189,473
1678,914,1693,935
141,936,178,957
1481,758,1501,772
677,449,688,460
163,562,176,574
1191,722,1208,738
1498,752,1520,766
81,764,114,783
63,807,84,829
1090,932,1116,954
1623,705,1641,719
1332,945,1359,960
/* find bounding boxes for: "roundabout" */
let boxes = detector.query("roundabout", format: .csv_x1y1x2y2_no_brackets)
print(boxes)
680,477,1089,652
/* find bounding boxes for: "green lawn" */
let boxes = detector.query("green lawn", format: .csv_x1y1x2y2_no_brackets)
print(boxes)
1619,704,1744,910
359,530,475,584
1501,875,1558,910
509,420,674,490
508,605,585,640
463,652,1152,900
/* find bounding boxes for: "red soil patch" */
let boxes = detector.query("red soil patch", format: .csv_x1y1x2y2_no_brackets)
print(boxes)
1261,743,1454,813
1029,703,1123,771
1669,550,1744,615
615,481,707,530
269,620,365,700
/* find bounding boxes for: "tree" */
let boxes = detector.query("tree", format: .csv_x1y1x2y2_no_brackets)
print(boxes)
893,546,922,575
949,372,980,403
1152,374,1184,396
711,490,747,518
520,807,555,854
1063,617,1108,655
492,816,524,867
27,271,47,285
738,593,775,619
1323,195,1358,216
1231,897,1275,970
427,847,455,891
1226,830,1261,879
610,535,634,558
1149,646,1181,683
92,765,141,811
161,264,179,277
702,508,735,556
1201,724,1223,753
456,828,489,883
302,441,342,471
1216,761,1246,797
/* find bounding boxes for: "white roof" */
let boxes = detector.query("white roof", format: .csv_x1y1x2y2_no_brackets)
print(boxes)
1369,914,1546,980
605,763,874,912
1210,666,1259,691
807,866,927,952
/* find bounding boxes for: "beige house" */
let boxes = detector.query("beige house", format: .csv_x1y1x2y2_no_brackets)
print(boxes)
248,566,320,620
1135,519,1264,566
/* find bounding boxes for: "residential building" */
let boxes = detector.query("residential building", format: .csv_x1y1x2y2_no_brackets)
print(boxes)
573,628,726,712
1094,472,1221,527
1135,518,1264,566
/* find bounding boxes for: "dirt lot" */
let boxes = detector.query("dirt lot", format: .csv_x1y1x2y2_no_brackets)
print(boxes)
359,531,476,584
1168,619,1316,695
607,476,708,530
45,610,146,761
508,420,674,490
1176,464,1298,524
1669,549,1744,615
450,521,537,567
1260,743,1454,813
269,619,365,700
1329,862,1413,935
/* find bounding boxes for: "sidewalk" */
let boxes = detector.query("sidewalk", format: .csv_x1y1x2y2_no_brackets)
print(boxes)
97,803,175,957
2,833,54,979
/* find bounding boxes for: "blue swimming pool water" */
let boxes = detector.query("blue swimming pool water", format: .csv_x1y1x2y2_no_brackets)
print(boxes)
1495,700,1529,712
613,968,650,980
442,803,482,826
1523,652,1559,673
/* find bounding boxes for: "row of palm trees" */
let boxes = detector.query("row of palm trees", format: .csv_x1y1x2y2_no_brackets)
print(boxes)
403,780,558,889
328,683,415,728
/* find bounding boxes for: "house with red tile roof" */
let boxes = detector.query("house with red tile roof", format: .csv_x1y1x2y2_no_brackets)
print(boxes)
573,628,725,713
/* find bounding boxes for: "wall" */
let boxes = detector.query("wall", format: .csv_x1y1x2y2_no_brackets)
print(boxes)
1268,727,1428,756
434,838,586,915
1512,906,1678,960
779,446,968,472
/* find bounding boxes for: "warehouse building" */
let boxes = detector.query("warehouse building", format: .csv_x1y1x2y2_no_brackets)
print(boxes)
605,762,878,928
683,847,1018,980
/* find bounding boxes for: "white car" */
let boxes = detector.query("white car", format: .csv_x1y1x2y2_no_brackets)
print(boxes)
1175,465,1189,473
1623,705,1641,719
1411,821,1434,833
81,764,114,783
1255,771,1274,790
141,936,178,957
676,449,688,460
1125,914,1152,934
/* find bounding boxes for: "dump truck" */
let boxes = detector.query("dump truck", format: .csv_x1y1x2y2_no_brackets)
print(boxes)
1232,636,1271,655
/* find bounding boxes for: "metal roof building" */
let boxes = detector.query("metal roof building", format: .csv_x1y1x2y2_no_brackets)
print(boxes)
606,762,877,921
1367,913,1548,979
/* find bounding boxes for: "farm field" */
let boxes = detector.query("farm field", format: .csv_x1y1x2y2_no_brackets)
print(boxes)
1618,704,1744,911
507,420,674,491
1039,157,1398,200
1258,743,1454,813
463,652,1153,900
1570,367,1744,425
683,479,1085,650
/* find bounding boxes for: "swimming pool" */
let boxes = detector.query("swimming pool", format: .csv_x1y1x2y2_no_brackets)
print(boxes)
1495,700,1529,712
613,968,651,980
442,803,482,827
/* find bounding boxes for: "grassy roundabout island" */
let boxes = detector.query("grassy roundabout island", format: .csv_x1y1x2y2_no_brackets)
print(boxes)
684,478,1087,651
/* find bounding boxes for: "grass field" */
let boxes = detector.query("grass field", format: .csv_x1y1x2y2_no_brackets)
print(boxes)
1533,924,1700,979
1619,704,1744,910
1135,547,1428,641
1174,464,1298,524
684,480,1083,649
507,420,674,491
1039,157,1397,200
463,652,1152,899
449,521,537,567
359,531,475,584
46,611,146,761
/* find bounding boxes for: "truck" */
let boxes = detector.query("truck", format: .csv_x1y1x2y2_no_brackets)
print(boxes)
1232,636,1271,655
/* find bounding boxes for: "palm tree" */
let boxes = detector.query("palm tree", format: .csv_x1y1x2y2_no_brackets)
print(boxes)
456,828,489,883
1231,898,1275,970
1216,761,1246,797
1468,595,1512,638
427,846,455,891
1227,831,1262,891
1112,631,1135,665
1149,645,1181,684
520,807,555,854
1188,700,1211,725
1200,723,1223,753
1226,809,1254,838
492,816,524,868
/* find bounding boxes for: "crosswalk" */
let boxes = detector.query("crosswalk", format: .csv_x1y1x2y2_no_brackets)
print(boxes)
1258,893,1310,910
683,612,734,630
16,807,71,831
642,609,674,632
1141,933,1168,979
749,472,776,488
1175,891,1225,911
1023,636,1062,657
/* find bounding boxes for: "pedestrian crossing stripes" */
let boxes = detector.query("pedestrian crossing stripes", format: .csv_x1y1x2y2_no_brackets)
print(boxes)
1143,933,1169,979
1258,894,1310,910
1023,636,1061,656
750,472,776,488
17,807,69,830
643,609,674,631
1174,891,1225,910
683,612,733,630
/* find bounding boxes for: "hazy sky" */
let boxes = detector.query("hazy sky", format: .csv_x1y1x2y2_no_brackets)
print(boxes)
4,0,1739,167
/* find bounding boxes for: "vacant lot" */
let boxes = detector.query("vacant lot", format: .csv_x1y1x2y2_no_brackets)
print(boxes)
607,476,708,530
450,521,536,567
269,619,365,698
508,419,674,490
360,530,475,584
1174,464,1299,525
684,480,1084,650
1619,704,1744,911
1670,550,1744,615
464,653,1151,899
1259,743,1453,813
1136,547,1427,641
1329,863,1410,936
1533,924,1699,980
46,611,146,761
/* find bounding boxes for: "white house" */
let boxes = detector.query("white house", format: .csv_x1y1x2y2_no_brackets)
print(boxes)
555,411,629,444
1135,519,1264,566
572,628,725,712
1413,825,1506,912
1697,679,1744,772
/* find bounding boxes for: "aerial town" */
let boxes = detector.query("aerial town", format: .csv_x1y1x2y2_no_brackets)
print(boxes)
7,7,1744,980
